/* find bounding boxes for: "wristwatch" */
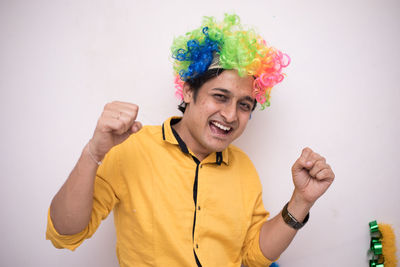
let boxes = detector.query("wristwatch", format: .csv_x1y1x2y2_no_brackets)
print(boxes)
281,202,310,230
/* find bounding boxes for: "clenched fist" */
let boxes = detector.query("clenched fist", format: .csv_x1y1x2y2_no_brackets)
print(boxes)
291,147,335,205
89,101,142,162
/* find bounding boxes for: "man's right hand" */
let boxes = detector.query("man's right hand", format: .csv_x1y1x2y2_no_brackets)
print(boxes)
89,101,142,162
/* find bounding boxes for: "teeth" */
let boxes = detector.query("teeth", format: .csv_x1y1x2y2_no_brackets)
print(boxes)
212,121,231,132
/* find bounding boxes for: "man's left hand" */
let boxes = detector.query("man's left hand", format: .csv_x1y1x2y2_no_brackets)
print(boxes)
291,147,335,205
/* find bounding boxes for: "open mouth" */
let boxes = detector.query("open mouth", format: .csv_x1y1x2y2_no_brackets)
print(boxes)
209,121,233,135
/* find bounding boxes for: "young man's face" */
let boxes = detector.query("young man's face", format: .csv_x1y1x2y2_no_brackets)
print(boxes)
182,69,255,158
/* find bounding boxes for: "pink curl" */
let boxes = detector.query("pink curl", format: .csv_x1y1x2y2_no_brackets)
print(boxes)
255,93,266,104
174,75,184,101
280,53,291,68
253,79,266,104
271,51,291,73
258,72,283,88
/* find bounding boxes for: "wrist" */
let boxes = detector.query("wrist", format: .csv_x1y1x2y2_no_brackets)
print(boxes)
86,140,104,166
288,191,314,222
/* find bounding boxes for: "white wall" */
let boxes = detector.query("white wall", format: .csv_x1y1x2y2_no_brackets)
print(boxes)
1,0,399,266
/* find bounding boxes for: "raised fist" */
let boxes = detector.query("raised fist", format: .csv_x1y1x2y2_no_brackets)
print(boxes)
89,101,142,161
291,147,335,204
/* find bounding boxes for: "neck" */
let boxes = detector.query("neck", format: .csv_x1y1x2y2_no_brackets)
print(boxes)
172,117,209,162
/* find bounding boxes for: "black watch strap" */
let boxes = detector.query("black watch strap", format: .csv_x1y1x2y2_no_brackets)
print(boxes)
281,202,310,230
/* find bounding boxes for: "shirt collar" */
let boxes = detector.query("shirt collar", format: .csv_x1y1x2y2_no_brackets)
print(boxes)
162,116,229,165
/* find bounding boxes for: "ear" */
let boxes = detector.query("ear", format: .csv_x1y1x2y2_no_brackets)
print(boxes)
182,83,194,104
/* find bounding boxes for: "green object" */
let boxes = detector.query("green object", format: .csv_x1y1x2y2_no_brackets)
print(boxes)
371,239,383,255
369,259,384,267
370,220,379,233
368,220,385,266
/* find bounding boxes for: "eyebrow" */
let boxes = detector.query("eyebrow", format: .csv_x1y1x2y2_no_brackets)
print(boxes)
212,88,255,104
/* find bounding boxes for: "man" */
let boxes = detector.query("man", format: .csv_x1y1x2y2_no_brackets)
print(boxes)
47,14,334,267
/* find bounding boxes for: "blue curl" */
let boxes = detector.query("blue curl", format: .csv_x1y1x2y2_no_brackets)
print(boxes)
202,26,209,36
172,27,221,81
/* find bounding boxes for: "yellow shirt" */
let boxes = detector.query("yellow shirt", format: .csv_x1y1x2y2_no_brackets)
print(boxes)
46,117,272,267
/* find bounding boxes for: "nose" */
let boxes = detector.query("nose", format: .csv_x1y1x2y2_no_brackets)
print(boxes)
220,102,238,123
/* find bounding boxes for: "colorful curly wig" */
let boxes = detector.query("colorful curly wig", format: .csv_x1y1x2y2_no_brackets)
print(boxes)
171,13,290,110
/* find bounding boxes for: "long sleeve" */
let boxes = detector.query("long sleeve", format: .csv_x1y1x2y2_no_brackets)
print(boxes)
241,191,273,267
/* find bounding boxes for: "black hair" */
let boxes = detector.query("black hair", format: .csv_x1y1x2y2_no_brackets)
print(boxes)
177,68,257,113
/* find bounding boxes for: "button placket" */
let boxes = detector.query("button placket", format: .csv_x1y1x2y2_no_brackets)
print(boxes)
194,162,202,250
192,156,201,263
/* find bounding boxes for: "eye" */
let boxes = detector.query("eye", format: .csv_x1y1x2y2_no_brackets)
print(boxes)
240,102,251,111
214,94,227,101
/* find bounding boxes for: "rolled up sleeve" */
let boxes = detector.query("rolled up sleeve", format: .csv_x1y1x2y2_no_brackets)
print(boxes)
46,208,89,251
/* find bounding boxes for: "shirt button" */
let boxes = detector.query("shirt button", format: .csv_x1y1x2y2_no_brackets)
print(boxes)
198,206,201,211
196,244,199,249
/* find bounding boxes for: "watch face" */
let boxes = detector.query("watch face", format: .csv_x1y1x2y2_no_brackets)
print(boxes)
281,203,308,230
284,213,301,229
